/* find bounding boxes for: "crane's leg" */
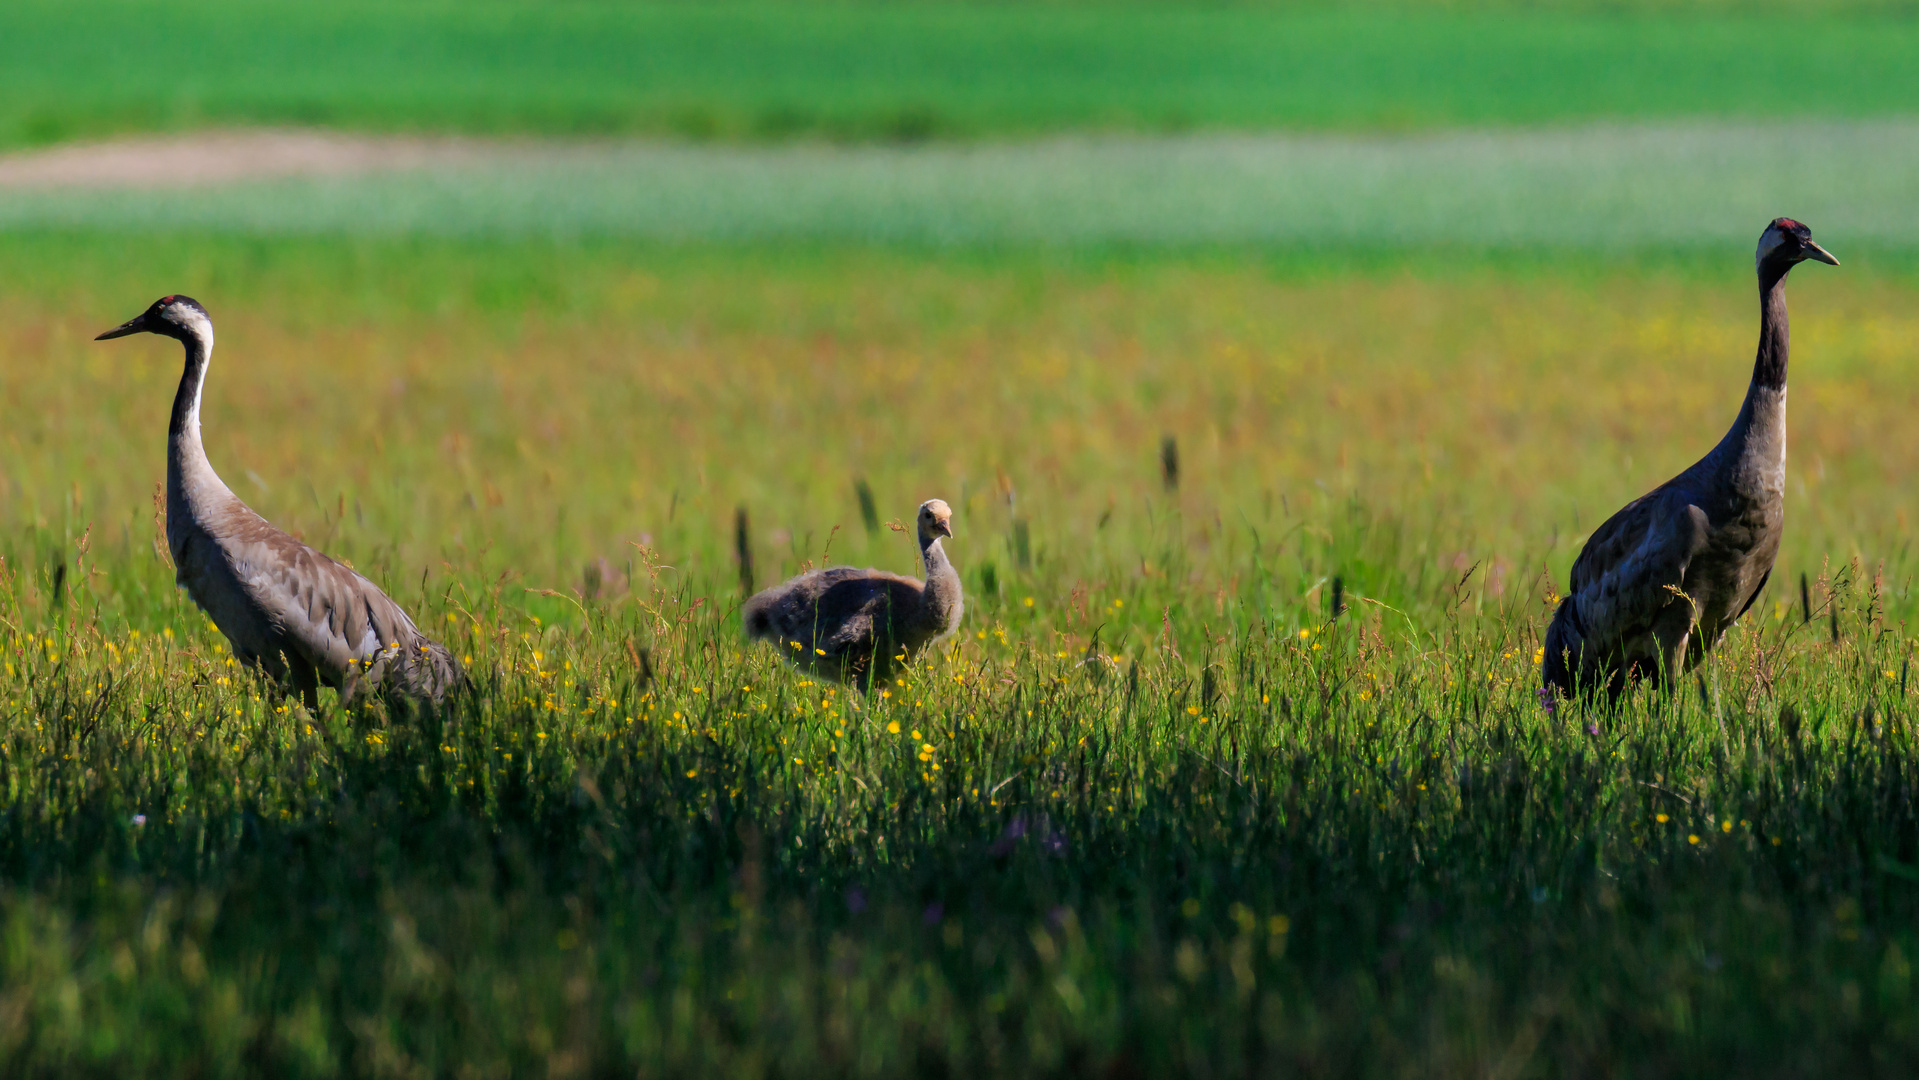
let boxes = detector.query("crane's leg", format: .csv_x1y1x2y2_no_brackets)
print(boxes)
239,644,292,704
1649,608,1696,696
286,652,321,714
1540,599,1580,700
855,642,886,695
842,650,869,690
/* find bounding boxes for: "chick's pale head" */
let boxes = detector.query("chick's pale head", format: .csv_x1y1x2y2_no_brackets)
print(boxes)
918,499,954,538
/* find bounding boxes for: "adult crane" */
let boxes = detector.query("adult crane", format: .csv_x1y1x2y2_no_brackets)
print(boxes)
1542,219,1837,700
98,295,463,709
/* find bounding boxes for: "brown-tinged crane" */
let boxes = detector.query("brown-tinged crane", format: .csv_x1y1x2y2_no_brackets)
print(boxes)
98,296,462,710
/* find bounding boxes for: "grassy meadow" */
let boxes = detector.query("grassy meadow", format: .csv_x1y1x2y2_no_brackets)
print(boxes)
7,0,1919,1074
1,234,1918,1074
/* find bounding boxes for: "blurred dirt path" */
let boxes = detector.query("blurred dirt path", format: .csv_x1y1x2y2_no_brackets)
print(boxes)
0,130,488,189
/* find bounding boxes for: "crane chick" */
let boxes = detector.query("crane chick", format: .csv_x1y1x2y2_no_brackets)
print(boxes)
744,499,963,689
97,295,464,710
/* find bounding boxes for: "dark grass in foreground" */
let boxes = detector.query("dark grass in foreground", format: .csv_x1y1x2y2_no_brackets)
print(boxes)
6,1,1919,149
2,549,1917,1077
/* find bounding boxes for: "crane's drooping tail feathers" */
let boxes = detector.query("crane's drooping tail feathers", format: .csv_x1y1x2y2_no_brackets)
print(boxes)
741,573,857,649
344,632,465,705
1541,596,1582,698
392,636,465,702
742,593,776,641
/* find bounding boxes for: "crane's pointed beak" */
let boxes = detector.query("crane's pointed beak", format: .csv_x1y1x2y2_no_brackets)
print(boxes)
95,316,147,341
935,520,953,538
95,313,150,341
1804,240,1839,266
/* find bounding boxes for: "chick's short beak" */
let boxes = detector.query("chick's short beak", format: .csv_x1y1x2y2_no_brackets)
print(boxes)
1803,240,1840,266
95,313,150,341
936,520,954,538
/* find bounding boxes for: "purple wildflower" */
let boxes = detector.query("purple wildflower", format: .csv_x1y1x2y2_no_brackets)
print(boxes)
989,815,1029,858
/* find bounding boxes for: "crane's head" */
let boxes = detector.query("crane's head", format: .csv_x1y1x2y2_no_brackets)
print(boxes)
918,499,954,539
1756,218,1839,273
95,295,212,343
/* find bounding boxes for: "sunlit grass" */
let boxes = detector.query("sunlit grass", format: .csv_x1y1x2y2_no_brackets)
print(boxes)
4,235,1914,628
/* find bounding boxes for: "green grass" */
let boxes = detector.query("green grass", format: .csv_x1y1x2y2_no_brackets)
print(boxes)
5,1,1919,149
8,2,1919,1069
11,122,1919,251
2,234,1919,1073
6,595,1917,1075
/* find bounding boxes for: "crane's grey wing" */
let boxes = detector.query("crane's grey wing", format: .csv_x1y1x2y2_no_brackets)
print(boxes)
816,574,922,653
1730,567,1773,626
1569,486,1665,598
744,567,927,687
1557,487,1710,676
746,567,870,642
218,516,461,701
746,568,916,646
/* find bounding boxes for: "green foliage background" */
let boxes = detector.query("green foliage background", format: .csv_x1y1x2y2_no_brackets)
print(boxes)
4,1,1919,148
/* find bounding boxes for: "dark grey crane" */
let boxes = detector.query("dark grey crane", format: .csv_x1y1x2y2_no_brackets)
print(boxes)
98,296,463,709
1543,218,1837,700
743,499,962,689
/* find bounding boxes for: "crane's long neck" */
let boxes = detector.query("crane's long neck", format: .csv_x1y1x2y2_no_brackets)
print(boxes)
1751,262,1792,391
1709,261,1793,502
167,325,236,534
918,531,962,631
168,331,210,446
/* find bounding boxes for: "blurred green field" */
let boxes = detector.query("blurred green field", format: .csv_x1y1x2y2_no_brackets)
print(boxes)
3,233,1919,1073
10,121,1919,249
9,232,1919,622
5,1,1919,149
